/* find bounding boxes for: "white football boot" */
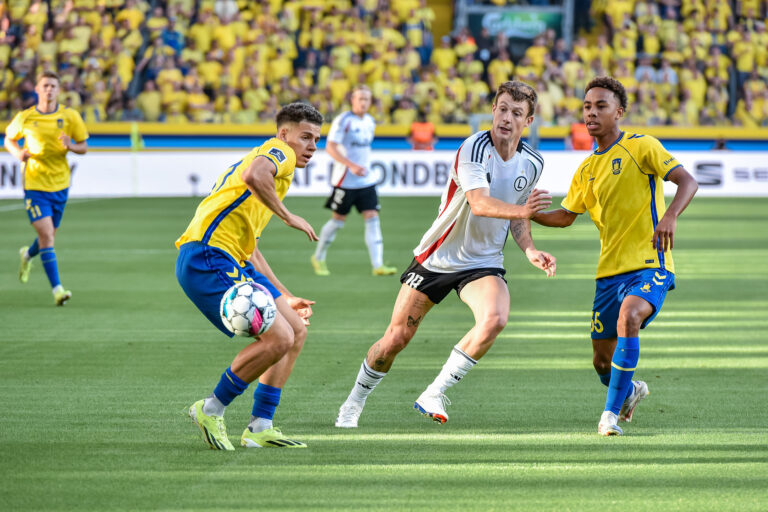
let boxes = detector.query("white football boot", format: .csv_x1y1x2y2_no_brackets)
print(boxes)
335,400,365,428
598,411,623,436
619,380,649,422
414,390,451,424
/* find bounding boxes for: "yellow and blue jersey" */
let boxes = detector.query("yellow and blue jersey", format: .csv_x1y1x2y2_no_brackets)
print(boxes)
562,132,681,279
5,105,89,192
175,138,297,265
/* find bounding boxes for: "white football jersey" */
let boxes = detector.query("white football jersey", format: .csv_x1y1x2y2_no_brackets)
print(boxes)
327,111,377,189
413,130,544,272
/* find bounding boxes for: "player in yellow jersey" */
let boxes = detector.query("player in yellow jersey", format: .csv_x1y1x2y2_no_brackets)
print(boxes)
175,102,323,450
532,77,699,436
4,71,89,306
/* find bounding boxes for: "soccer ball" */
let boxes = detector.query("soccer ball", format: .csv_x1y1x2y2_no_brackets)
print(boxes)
220,282,277,337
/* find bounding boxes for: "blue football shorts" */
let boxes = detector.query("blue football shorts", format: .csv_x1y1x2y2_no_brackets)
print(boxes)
176,242,282,337
591,268,675,340
24,188,69,228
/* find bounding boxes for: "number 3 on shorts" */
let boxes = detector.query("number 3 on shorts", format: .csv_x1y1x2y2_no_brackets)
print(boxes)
591,311,604,334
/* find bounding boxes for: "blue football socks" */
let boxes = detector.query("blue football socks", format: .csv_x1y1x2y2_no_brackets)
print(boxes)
39,248,61,288
212,367,249,406
252,382,282,420
28,238,40,258
604,337,640,414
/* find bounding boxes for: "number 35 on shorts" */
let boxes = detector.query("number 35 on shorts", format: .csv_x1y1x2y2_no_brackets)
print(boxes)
591,311,604,334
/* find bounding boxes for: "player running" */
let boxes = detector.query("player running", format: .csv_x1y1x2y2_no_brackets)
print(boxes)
5,71,88,305
311,85,397,277
532,77,698,436
335,81,556,428
176,103,322,450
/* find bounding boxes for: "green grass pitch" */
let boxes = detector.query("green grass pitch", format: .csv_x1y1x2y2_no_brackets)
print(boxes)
0,195,766,511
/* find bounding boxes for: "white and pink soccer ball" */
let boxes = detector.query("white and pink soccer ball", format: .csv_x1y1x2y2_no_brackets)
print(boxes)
220,282,277,337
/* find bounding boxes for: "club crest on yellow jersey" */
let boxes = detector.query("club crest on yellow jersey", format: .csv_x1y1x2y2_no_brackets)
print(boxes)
611,158,622,175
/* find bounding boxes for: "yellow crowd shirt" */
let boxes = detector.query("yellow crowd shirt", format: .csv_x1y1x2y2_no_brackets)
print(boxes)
562,132,681,279
5,105,89,192
175,138,297,265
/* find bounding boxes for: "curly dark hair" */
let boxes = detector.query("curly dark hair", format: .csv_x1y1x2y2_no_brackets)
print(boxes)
494,80,537,117
276,102,323,127
585,76,628,110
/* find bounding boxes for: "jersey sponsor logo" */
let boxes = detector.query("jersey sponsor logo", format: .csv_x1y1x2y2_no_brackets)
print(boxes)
645,259,655,263
514,176,528,191
664,157,676,166
612,158,622,175
404,272,424,289
268,147,286,163
486,172,491,184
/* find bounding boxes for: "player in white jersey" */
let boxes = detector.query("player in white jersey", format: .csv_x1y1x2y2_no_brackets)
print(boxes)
335,81,556,428
311,85,398,277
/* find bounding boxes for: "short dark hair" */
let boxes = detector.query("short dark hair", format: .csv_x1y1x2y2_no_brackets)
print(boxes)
585,76,628,110
494,81,537,117
36,71,60,83
276,102,323,127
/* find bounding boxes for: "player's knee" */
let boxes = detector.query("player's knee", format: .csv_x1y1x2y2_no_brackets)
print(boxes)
383,326,414,354
478,313,507,339
618,308,645,332
263,320,295,356
291,322,307,351
593,356,611,374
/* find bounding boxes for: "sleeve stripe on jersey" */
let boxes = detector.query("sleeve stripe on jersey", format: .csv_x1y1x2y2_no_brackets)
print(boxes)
522,148,543,183
664,164,682,180
471,132,491,163
521,141,544,168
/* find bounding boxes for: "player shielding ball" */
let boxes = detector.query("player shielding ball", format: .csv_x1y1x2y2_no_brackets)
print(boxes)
335,81,556,428
5,71,88,305
532,77,698,436
175,103,322,450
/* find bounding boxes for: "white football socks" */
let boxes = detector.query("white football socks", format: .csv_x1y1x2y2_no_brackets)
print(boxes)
427,345,477,394
203,394,226,416
314,218,345,261
348,360,386,403
248,416,273,433
364,216,384,268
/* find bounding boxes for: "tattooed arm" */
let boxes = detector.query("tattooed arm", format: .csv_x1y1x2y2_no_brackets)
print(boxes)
510,219,557,277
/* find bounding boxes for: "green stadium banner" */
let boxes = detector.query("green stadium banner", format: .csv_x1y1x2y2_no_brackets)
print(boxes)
468,11,563,39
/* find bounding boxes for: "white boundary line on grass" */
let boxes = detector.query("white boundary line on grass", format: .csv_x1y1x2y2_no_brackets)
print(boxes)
0,197,108,213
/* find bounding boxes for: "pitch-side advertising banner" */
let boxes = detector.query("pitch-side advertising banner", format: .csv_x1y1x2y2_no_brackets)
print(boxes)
1,150,766,198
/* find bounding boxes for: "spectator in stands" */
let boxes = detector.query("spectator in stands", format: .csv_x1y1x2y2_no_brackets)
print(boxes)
137,80,162,122
408,110,437,150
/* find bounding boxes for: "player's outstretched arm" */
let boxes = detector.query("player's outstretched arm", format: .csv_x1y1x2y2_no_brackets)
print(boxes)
653,166,698,252
466,188,552,220
249,242,315,326
242,156,318,241
510,219,556,277
531,208,578,227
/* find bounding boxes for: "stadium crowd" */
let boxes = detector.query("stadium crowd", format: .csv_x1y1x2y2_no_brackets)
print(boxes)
0,0,766,127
